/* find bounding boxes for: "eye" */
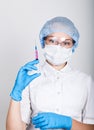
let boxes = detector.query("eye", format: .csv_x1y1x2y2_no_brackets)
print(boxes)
63,41,70,45
63,40,73,46
48,39,55,43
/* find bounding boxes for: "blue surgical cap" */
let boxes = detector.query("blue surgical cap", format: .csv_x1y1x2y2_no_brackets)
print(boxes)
39,16,80,52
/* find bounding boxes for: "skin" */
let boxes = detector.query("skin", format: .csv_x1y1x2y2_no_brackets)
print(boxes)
6,32,94,130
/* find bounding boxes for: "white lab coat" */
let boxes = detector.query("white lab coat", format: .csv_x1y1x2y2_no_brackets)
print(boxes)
20,61,94,130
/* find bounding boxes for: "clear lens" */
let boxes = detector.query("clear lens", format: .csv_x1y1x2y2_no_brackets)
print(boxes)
45,36,74,48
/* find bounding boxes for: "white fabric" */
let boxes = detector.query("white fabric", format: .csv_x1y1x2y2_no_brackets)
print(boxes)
20,61,94,129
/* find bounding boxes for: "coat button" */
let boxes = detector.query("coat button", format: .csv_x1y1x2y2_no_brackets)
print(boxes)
56,108,59,112
57,76,60,79
57,91,60,94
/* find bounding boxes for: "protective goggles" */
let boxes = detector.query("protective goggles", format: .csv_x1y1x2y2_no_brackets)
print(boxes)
44,36,75,48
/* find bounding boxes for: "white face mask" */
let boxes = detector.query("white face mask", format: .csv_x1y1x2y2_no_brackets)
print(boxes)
43,45,73,65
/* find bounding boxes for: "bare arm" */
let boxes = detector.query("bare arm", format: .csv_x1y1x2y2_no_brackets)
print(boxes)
6,99,27,130
6,60,41,130
72,119,94,130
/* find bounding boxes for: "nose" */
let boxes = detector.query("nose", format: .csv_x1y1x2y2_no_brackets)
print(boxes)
56,41,63,46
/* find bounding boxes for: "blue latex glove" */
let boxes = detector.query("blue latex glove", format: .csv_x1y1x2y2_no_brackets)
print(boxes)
32,112,72,130
10,60,41,101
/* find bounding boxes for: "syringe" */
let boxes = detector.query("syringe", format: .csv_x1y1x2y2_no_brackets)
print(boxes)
35,45,38,60
28,45,39,75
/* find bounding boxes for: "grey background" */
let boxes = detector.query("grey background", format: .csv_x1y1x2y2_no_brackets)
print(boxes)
0,0,94,129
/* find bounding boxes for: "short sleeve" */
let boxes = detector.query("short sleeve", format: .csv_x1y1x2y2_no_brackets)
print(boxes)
20,86,32,124
83,76,94,124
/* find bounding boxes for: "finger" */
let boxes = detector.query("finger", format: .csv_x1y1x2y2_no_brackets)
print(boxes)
32,117,45,125
25,60,39,66
35,121,48,128
20,60,39,72
23,65,38,71
28,73,41,82
41,129,47,130
39,125,49,129
25,73,41,87
32,113,43,121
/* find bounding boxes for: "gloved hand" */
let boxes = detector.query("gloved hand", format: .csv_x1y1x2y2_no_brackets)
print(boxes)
10,60,41,101
32,112,72,130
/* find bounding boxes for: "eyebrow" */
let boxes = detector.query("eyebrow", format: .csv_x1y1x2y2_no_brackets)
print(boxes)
46,36,55,38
